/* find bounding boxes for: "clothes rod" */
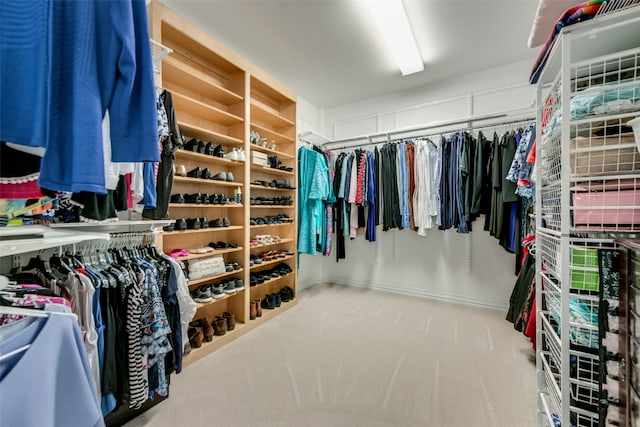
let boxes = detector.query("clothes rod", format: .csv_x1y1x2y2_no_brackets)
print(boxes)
324,112,507,147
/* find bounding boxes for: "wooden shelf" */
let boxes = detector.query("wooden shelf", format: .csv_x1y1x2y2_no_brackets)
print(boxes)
195,289,244,311
189,268,244,287
177,246,243,261
182,322,248,368
250,272,293,289
251,100,294,128
249,143,295,159
173,91,243,126
178,120,243,146
249,238,294,250
163,56,243,106
169,203,244,209
250,223,294,229
175,149,245,166
250,164,294,176
247,300,297,327
174,176,244,187
164,225,243,236
250,255,295,270
250,184,294,193
250,205,294,210
250,123,295,144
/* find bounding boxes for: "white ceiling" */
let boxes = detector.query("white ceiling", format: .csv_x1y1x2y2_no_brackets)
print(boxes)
163,0,541,108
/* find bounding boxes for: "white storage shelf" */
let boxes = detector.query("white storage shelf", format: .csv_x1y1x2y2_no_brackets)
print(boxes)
0,226,110,257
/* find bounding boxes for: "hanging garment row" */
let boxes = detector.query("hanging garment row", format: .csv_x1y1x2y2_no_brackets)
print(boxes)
0,88,184,225
0,234,196,425
298,121,537,270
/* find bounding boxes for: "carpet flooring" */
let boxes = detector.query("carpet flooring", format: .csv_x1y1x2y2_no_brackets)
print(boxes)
125,284,536,427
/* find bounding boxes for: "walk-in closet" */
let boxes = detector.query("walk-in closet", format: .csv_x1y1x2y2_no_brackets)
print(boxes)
1,1,640,426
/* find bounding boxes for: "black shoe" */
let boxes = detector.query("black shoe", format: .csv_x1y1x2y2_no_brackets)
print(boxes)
201,194,210,204
186,218,201,230
261,295,275,310
174,218,187,231
222,217,230,227
187,167,202,179
273,293,282,307
201,168,212,180
185,193,202,204
214,144,225,158
170,193,185,204
212,218,224,228
184,138,201,152
205,142,215,156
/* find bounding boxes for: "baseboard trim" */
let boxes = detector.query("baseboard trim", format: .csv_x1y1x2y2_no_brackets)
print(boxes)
322,279,509,311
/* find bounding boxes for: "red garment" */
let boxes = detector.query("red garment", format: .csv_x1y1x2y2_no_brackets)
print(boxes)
0,179,43,199
525,298,536,350
125,173,133,209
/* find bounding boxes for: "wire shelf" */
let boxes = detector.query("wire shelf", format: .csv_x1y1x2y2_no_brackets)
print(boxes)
570,406,600,427
572,49,640,93
571,175,640,232
541,352,563,417
539,231,563,279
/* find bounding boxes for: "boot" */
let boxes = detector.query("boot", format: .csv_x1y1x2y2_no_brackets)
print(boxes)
223,312,236,331
254,299,263,317
213,316,227,336
197,318,214,342
188,326,204,348
250,301,257,320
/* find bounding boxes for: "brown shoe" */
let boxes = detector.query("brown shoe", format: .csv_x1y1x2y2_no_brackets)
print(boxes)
183,342,192,356
213,316,227,336
188,326,204,348
250,301,257,320
223,312,236,331
197,318,214,342
254,299,262,317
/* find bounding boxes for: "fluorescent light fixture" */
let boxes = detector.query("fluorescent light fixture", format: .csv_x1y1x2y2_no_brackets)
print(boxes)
364,0,423,76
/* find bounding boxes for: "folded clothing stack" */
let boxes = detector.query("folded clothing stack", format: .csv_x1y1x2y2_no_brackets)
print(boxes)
188,255,225,280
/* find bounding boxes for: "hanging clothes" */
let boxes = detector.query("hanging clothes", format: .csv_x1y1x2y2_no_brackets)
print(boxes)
298,146,332,255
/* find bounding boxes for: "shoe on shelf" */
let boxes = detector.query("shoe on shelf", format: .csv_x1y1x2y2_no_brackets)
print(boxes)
195,318,214,342
280,287,292,303
170,193,185,204
283,286,295,300
225,149,239,161
226,172,234,182
186,218,201,230
224,281,236,294
261,295,275,310
188,326,204,348
174,218,187,231
250,301,257,320
273,293,282,308
185,138,204,153
222,217,230,227
213,316,227,336
183,342,192,356
211,284,225,299
189,247,212,254
192,285,213,303
250,273,258,287
184,193,202,204
214,144,225,158
223,312,236,331
201,167,212,180
212,171,227,181
175,165,187,177
200,217,209,229
205,141,215,156
234,279,244,291
254,299,262,317
237,149,246,161
187,166,202,179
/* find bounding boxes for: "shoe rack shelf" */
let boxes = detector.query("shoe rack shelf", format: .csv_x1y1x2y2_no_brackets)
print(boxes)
248,299,296,329
169,203,244,209
173,176,244,188
250,164,295,176
195,290,244,311
149,0,297,367
175,149,245,166
251,272,294,289
249,184,294,193
177,246,243,261
250,238,295,249
187,268,244,288
250,255,295,270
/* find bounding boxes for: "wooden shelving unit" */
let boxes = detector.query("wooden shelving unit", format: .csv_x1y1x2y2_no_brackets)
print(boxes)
149,0,297,367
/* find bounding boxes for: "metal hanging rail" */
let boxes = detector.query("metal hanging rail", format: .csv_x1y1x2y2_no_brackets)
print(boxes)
323,110,536,151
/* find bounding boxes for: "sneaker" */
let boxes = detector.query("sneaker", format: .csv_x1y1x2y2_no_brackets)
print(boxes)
234,279,244,291
192,285,213,303
211,284,225,299
225,149,239,161
237,149,246,161
224,281,236,294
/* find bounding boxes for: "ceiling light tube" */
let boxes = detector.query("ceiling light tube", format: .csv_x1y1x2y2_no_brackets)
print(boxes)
364,0,424,76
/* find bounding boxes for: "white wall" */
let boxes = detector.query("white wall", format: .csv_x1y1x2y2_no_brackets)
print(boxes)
310,58,536,309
